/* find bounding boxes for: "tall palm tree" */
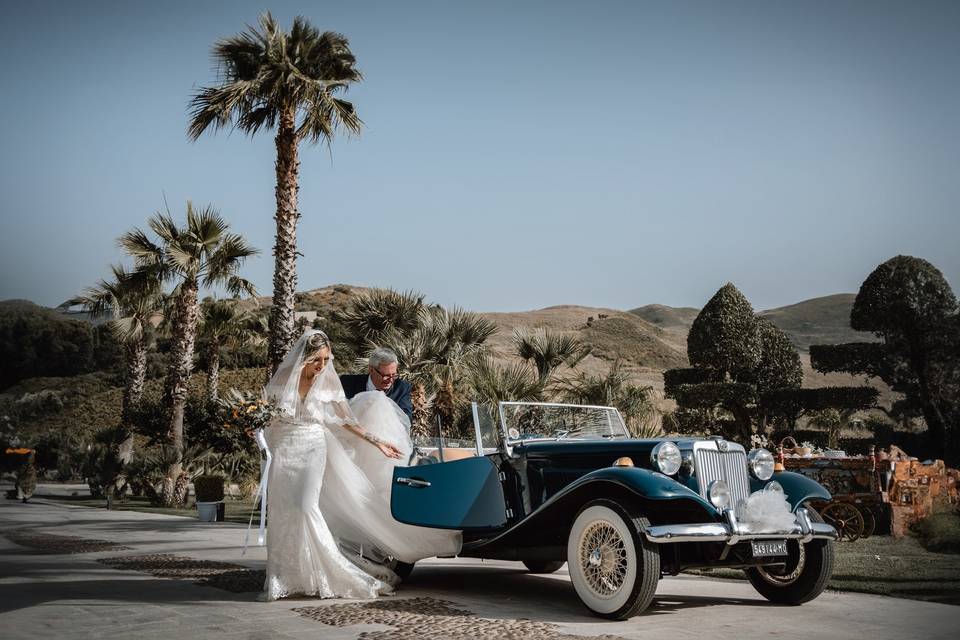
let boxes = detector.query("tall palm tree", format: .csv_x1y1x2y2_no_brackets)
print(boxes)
121,203,258,506
198,299,258,402
513,328,591,384
188,12,363,375
69,264,163,461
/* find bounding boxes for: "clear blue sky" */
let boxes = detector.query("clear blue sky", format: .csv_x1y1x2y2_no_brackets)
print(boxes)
1,0,958,312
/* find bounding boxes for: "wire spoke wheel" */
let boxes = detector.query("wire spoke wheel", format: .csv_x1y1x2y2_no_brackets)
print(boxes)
567,501,659,619
821,502,864,542
579,521,628,596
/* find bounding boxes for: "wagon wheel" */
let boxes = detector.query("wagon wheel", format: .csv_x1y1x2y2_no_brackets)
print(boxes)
858,508,876,539
821,502,864,542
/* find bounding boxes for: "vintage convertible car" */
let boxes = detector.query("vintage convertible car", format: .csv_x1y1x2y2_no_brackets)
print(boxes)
391,402,838,619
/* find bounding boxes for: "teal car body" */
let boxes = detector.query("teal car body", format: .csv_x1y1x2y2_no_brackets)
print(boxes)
391,402,836,568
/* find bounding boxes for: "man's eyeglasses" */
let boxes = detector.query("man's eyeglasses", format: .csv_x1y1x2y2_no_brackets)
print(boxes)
372,366,398,380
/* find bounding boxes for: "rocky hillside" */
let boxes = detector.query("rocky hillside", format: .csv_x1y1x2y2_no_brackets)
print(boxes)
632,293,877,352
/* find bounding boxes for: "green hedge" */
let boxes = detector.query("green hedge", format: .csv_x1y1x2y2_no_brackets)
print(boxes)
193,475,225,502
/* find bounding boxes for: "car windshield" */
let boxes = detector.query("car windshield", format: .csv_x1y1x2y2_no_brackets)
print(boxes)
498,402,629,442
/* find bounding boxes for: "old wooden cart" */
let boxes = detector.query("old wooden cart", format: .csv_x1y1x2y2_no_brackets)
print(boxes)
782,449,959,540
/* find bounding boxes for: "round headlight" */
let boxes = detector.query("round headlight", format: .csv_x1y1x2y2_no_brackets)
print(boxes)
708,480,730,510
650,442,682,476
748,448,775,481
765,480,784,494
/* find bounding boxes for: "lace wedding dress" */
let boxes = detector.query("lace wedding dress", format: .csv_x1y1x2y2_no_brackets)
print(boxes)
257,330,460,602
259,332,396,601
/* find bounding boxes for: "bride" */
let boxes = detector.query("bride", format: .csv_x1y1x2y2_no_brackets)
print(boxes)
258,330,460,601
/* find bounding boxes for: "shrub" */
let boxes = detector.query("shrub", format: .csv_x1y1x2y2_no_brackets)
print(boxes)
193,475,225,502
915,509,960,554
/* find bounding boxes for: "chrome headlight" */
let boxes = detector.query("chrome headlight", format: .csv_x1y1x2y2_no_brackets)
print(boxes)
651,442,682,476
765,480,784,494
708,480,730,509
748,448,775,481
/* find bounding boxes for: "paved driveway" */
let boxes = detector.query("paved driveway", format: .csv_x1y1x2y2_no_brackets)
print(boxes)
0,497,956,639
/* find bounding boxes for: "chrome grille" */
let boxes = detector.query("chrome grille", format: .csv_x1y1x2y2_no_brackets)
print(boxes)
695,447,750,509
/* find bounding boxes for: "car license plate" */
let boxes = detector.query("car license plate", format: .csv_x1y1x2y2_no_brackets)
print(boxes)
751,540,788,557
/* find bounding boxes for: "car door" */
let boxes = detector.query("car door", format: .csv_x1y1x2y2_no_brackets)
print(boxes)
391,456,507,530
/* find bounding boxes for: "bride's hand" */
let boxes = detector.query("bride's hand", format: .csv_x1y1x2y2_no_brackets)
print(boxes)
375,441,404,460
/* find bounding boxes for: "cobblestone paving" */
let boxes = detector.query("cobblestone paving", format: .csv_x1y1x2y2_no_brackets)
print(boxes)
293,597,627,640
1,529,131,553
98,553,264,592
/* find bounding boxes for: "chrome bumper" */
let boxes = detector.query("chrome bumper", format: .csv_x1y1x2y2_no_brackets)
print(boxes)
642,507,838,545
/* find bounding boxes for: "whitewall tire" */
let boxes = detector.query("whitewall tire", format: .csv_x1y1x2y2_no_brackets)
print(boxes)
566,500,659,619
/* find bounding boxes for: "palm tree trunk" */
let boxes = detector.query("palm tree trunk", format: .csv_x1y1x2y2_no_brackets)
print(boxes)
119,335,147,464
163,280,200,507
432,377,457,437
206,338,221,403
410,382,430,440
268,105,301,375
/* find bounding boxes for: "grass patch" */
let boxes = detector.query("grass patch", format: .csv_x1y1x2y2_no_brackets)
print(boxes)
690,535,960,605
36,492,260,525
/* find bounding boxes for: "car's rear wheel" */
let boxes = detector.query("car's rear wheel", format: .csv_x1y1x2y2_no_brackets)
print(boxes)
745,506,835,605
522,559,565,574
567,500,660,619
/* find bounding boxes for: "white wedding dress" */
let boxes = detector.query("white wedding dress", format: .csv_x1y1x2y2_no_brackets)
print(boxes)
258,331,460,602
321,390,462,564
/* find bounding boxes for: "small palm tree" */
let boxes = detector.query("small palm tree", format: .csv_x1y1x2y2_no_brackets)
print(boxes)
558,361,661,437
198,299,258,402
121,203,257,506
188,12,363,375
465,353,547,408
337,289,426,355
513,328,591,384
69,264,164,461
378,305,497,438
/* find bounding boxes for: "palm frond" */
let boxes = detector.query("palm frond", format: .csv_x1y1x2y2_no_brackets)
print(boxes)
224,275,258,298
337,289,425,351
187,12,362,144
202,234,259,288
118,228,164,266
513,328,591,383
464,354,545,407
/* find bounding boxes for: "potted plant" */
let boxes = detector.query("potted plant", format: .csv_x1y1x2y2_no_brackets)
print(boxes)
194,475,225,522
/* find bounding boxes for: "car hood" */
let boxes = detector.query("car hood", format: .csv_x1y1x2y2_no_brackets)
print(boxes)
516,438,667,461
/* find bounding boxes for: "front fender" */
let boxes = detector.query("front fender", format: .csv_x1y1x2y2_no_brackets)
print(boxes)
459,466,717,557
581,467,716,513
751,471,832,511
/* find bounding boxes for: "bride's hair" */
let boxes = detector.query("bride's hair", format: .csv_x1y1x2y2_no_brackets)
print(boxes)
304,331,331,363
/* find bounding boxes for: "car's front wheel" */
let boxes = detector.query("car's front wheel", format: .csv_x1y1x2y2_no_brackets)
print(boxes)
745,506,835,605
567,500,660,619
522,559,565,574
